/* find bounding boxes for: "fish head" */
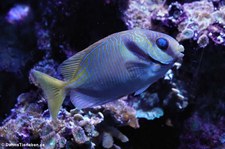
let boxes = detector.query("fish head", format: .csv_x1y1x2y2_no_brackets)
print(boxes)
144,30,184,65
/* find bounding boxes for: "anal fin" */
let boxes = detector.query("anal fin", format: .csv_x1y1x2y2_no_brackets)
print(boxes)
70,91,113,109
134,84,151,96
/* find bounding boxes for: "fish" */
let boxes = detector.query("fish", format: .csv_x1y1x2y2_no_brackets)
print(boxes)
30,29,184,120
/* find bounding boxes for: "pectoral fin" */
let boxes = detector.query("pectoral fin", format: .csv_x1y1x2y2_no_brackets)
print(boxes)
125,61,148,79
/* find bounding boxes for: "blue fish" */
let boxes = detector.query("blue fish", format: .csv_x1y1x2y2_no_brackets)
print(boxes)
31,29,184,120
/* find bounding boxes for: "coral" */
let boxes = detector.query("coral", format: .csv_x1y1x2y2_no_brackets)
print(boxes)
136,107,164,120
31,59,61,80
36,25,52,53
0,91,136,148
168,0,225,46
102,98,139,128
197,34,209,48
124,0,225,47
208,23,225,45
128,93,164,120
100,126,129,148
220,133,225,144
179,113,225,149
6,4,31,24
123,0,166,29
163,68,188,110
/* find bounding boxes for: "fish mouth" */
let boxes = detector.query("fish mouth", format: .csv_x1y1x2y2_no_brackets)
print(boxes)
178,44,185,53
177,52,184,60
150,45,185,65
176,45,184,62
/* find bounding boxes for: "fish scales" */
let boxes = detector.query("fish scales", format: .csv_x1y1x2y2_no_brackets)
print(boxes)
69,31,158,100
75,33,135,96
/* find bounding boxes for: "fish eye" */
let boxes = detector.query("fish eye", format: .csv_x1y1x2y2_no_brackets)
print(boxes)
156,38,168,51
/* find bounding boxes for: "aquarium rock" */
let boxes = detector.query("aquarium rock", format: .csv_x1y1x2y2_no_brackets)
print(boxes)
124,0,225,47
0,92,135,148
136,107,164,120
179,113,225,149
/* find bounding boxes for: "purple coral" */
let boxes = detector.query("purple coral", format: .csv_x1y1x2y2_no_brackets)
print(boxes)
179,113,225,149
0,91,137,148
123,0,166,29
168,2,186,25
124,0,225,47
6,4,30,24
208,23,225,45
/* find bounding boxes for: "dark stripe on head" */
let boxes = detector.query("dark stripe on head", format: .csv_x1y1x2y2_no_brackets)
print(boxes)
124,40,167,65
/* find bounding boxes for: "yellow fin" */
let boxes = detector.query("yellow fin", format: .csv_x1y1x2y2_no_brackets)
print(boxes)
58,50,88,81
30,70,66,120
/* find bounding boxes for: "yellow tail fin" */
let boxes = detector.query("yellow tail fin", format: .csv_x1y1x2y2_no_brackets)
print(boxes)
30,70,66,120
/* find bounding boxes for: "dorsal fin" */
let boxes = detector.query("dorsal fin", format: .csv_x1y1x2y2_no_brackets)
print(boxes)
58,50,88,81
58,34,113,81
58,39,107,81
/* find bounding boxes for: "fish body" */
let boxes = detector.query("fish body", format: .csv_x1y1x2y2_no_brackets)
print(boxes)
31,29,184,120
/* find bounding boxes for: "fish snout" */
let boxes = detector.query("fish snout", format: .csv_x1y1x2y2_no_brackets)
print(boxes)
178,44,185,53
175,45,184,63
